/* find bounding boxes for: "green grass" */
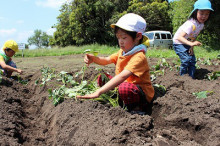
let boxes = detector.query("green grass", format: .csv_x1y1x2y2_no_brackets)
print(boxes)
147,48,177,58
147,46,220,59
193,46,220,59
15,44,220,60
15,44,119,57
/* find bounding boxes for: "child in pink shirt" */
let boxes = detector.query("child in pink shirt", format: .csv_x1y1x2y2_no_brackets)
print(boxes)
173,0,213,79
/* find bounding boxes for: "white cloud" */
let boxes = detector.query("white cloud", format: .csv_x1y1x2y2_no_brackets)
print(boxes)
0,29,17,37
35,0,70,9
47,28,56,35
0,29,33,46
0,29,17,48
16,20,24,24
16,31,34,43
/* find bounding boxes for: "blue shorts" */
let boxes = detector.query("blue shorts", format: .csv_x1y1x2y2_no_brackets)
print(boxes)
0,61,17,75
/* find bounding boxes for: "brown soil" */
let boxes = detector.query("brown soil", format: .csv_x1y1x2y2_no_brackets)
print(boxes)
1,55,220,146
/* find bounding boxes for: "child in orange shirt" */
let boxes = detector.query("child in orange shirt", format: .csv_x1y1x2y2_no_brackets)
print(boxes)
77,13,154,113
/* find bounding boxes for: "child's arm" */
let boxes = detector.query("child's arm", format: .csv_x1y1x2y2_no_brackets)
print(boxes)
0,61,23,74
77,69,132,99
177,31,202,47
84,54,112,66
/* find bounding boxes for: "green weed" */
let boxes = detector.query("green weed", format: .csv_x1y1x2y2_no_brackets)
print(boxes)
0,70,3,83
205,71,220,80
37,66,119,107
193,91,214,99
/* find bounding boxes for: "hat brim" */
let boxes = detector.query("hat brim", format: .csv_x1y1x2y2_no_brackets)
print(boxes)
111,23,149,47
189,8,214,18
110,24,136,32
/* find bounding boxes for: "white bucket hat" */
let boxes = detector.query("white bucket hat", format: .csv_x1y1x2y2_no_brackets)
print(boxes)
111,13,150,46
111,13,147,34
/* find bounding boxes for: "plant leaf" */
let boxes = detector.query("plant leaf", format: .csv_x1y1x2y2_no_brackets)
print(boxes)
193,91,214,99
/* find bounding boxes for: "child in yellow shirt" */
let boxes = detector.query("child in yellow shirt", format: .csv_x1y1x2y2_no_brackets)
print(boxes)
77,13,154,113
0,40,23,77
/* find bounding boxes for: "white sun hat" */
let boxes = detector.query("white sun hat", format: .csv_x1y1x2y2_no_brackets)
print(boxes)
111,13,147,34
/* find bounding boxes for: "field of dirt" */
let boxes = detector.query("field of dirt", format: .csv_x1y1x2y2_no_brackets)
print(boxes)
1,54,220,146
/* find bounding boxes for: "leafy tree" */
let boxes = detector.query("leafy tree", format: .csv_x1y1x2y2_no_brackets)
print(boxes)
69,0,116,45
28,29,52,48
169,0,193,33
199,0,220,50
52,0,130,46
125,0,172,31
50,3,74,47
51,0,172,46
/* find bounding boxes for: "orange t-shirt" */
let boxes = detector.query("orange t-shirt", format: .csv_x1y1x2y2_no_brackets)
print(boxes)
110,49,154,102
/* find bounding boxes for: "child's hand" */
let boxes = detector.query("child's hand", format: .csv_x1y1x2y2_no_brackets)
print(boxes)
84,54,94,66
188,47,194,55
191,41,202,47
77,91,100,99
17,69,23,74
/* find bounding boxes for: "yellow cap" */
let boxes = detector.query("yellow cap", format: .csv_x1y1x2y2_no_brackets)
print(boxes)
3,40,18,52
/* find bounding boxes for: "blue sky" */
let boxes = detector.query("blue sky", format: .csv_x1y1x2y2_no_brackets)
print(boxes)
0,0,69,49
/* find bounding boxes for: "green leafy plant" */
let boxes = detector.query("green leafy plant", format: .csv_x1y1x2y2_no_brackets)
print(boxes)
160,58,170,67
150,69,165,81
197,58,213,65
57,71,74,85
35,78,39,85
48,85,65,106
0,69,3,83
84,49,99,56
40,66,56,85
41,66,119,107
74,65,87,81
95,88,119,107
152,58,168,70
151,58,170,73
15,75,29,85
153,84,166,95
195,63,200,69
205,71,220,81
193,91,214,99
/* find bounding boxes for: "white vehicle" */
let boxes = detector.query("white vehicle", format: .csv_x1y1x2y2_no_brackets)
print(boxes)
144,31,173,49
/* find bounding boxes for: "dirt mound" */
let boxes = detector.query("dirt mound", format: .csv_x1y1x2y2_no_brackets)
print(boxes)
0,56,220,146
0,77,32,145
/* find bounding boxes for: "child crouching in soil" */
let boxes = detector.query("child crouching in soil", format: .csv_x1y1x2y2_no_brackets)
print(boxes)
0,40,23,77
77,13,154,113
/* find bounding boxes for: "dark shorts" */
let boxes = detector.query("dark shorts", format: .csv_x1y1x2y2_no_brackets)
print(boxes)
0,61,17,75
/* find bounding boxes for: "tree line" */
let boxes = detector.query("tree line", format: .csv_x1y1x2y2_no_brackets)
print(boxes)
28,0,220,50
